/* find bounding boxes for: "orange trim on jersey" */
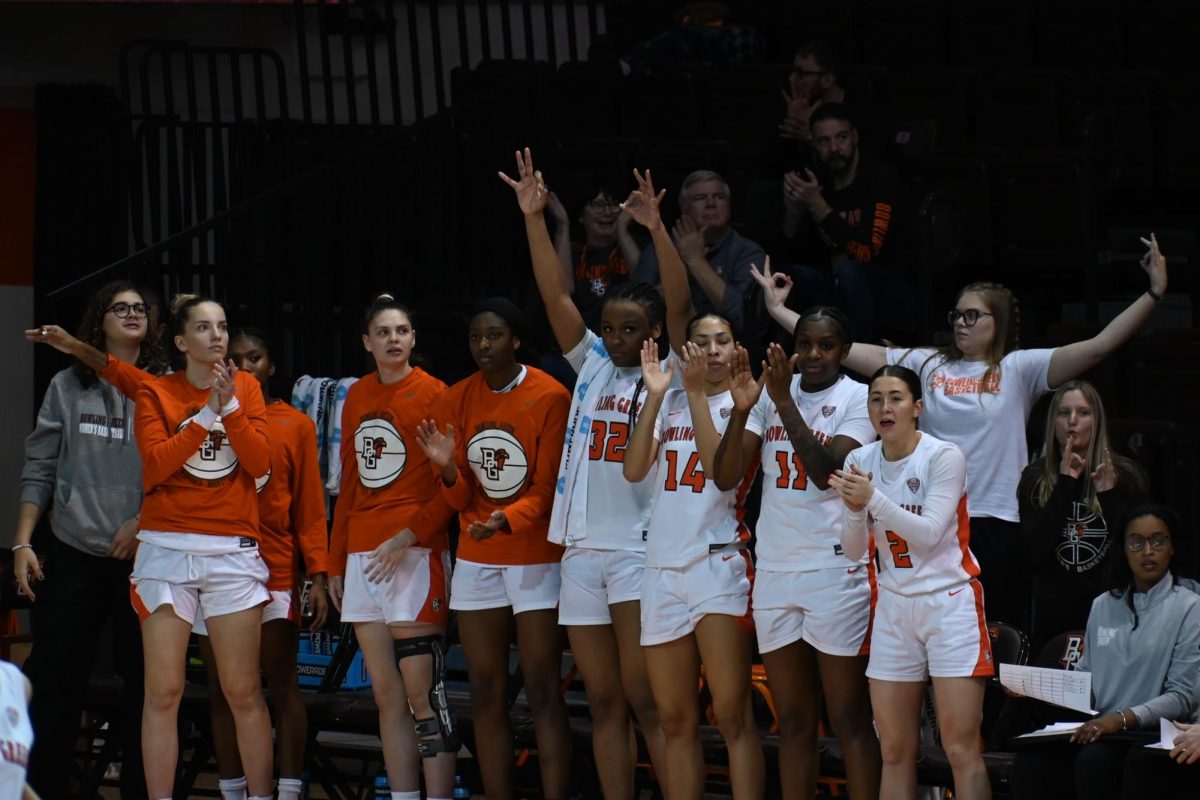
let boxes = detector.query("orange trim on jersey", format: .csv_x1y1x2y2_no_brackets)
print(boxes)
130,584,152,624
857,553,880,657
734,548,755,633
968,578,995,678
954,495,980,579
413,551,450,627
732,459,760,549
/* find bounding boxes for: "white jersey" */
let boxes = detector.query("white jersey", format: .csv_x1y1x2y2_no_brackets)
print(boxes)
844,433,980,596
0,661,31,799
557,329,662,551
887,347,1052,522
646,389,753,569
747,374,874,571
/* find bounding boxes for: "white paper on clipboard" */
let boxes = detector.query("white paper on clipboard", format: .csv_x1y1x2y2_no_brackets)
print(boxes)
998,664,1096,714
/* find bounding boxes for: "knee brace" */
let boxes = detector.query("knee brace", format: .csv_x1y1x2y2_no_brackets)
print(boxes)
393,635,459,757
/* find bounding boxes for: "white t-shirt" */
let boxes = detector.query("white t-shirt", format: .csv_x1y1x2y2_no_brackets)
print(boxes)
558,329,663,551
747,374,874,570
887,347,1053,521
844,433,980,596
0,661,31,799
645,389,753,569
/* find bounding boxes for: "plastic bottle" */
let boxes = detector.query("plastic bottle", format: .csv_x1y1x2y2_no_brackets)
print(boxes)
374,773,391,799
452,774,471,799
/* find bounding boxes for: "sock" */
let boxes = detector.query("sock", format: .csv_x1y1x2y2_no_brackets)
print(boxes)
217,776,247,800
248,796,272,800
393,792,422,800
428,796,453,800
277,776,304,800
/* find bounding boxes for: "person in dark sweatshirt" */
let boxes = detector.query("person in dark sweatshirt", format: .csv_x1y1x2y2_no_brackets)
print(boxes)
15,281,166,800
1017,381,1148,652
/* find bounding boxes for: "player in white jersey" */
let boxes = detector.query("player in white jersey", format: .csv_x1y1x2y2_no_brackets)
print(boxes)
0,660,34,800
625,321,764,800
710,304,880,800
831,365,992,800
500,151,669,796
755,236,1169,630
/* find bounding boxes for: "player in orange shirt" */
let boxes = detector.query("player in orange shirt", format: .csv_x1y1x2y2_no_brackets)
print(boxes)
193,329,330,800
328,294,458,800
417,298,572,800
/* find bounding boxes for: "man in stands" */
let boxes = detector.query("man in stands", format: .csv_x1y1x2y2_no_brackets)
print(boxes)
631,169,764,338
779,41,848,144
779,103,913,342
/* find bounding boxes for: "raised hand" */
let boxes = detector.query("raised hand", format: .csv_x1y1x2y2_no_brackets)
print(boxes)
416,420,457,469
210,359,238,407
749,257,792,312
1139,232,1168,295
829,464,874,511
365,528,418,583
679,341,707,393
1091,446,1117,492
762,342,800,405
619,168,667,232
728,346,764,412
1059,433,1086,479
467,510,507,542
640,338,674,397
24,324,78,354
546,191,570,227
793,168,824,209
498,147,550,216
672,214,707,264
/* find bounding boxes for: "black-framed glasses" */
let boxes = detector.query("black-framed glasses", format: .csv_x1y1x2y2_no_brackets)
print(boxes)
947,308,993,327
106,302,148,319
1126,533,1171,552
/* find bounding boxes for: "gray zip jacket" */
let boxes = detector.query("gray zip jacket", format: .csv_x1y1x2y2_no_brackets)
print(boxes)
20,368,142,557
1079,575,1200,727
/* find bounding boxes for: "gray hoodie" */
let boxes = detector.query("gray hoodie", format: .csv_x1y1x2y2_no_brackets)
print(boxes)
1080,575,1200,728
20,367,142,557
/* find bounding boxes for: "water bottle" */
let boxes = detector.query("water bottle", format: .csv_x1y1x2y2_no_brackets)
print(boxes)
374,773,391,799
452,774,471,799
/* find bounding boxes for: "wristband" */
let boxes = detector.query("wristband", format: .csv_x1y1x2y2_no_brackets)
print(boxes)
1146,288,1163,303
11,544,32,552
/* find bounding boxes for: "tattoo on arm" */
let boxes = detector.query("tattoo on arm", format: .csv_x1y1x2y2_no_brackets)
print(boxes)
776,401,839,488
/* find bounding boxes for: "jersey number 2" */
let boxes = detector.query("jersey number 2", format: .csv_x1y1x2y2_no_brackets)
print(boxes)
886,530,913,568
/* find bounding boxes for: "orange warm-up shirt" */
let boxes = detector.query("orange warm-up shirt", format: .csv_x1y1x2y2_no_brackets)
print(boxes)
438,367,569,566
130,369,271,539
257,401,329,590
329,368,454,578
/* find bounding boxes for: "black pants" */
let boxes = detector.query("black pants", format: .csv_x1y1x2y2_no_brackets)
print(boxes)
970,516,1029,631
23,538,147,800
1009,739,1150,800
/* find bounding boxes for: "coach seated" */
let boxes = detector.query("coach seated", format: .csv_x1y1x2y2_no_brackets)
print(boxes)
1007,504,1200,800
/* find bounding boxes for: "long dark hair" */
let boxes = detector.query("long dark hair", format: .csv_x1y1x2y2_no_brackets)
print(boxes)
72,280,167,388
1108,503,1183,630
917,282,1021,399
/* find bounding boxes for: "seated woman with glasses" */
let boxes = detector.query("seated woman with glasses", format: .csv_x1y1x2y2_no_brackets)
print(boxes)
753,234,1169,630
542,176,641,332
1008,504,1200,800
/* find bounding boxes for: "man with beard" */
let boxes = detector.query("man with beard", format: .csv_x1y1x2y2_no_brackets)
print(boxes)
779,104,913,342
631,169,765,337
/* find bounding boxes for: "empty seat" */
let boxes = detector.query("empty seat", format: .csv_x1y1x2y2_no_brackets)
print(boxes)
856,2,944,70
948,3,1033,72
1035,4,1122,73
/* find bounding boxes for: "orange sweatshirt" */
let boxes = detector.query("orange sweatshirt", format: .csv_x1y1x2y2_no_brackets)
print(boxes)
329,368,453,578
257,401,329,590
438,367,569,566
133,370,271,539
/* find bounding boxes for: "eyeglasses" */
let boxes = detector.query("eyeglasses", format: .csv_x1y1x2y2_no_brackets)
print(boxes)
106,302,148,319
947,309,993,327
586,199,619,211
1125,533,1171,552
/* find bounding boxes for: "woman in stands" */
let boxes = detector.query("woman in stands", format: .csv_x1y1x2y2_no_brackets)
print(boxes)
497,148,669,799
192,328,329,800
18,282,165,800
709,303,881,799
1008,504,1200,800
756,235,1169,629
544,178,641,331
1017,380,1148,652
327,294,457,800
415,298,573,800
832,365,992,800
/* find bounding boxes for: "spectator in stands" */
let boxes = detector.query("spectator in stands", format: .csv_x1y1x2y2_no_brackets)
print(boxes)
1008,504,1200,800
613,2,761,77
631,169,764,338
779,103,913,342
1018,381,1148,652
755,233,1171,635
17,281,165,800
545,182,640,333
779,41,847,144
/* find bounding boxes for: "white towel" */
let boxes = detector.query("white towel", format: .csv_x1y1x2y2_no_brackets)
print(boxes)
325,377,357,494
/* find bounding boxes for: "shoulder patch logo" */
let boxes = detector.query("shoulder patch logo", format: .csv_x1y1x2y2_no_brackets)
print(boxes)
821,405,836,417
906,477,921,493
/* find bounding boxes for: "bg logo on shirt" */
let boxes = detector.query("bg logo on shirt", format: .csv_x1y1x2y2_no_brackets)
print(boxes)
178,414,239,482
355,417,407,489
467,428,529,500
